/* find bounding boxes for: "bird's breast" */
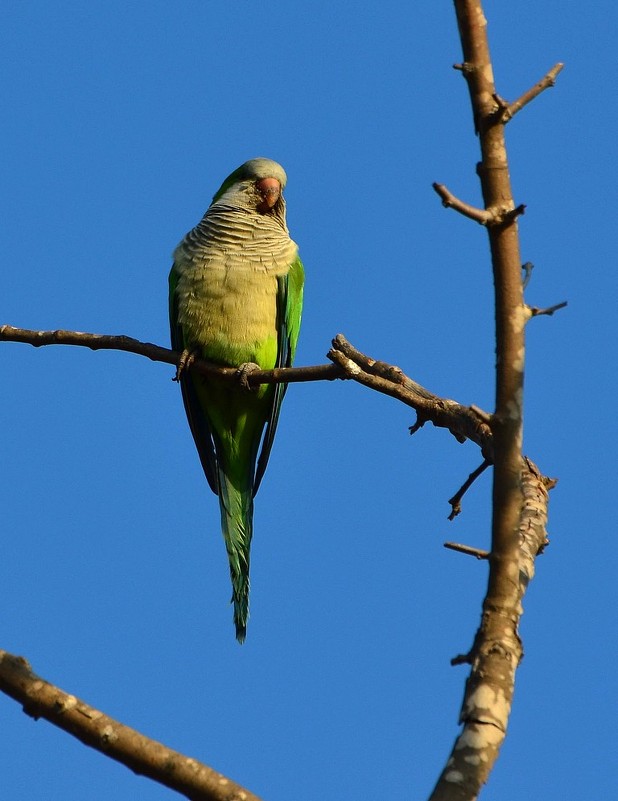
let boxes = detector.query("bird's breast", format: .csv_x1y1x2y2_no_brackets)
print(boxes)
175,257,281,367
173,205,298,367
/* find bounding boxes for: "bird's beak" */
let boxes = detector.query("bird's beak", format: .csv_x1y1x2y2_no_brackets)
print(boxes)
256,178,281,212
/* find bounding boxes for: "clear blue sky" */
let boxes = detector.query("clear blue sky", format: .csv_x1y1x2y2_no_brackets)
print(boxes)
2,2,616,799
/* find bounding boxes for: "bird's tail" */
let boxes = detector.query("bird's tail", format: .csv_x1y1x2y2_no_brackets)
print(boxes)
216,466,254,643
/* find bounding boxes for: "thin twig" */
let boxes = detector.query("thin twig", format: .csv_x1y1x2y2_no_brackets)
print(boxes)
528,300,568,317
522,261,534,289
500,62,565,122
432,182,492,224
443,542,490,559
447,459,491,520
432,183,525,226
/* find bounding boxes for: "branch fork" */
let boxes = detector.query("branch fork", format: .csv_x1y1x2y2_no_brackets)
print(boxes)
493,62,565,123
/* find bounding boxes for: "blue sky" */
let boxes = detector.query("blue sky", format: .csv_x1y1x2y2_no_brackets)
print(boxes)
1,2,616,799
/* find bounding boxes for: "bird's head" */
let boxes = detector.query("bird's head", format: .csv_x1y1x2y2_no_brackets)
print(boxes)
211,158,289,221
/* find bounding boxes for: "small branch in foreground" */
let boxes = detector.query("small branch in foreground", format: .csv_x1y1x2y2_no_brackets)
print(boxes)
0,650,262,801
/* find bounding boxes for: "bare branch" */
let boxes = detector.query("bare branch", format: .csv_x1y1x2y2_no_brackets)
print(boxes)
498,62,565,123
432,183,525,226
528,300,568,318
0,324,342,385
443,542,489,559
521,261,534,289
0,323,495,455
328,335,495,458
432,182,492,224
428,2,559,798
431,461,550,799
499,203,527,223
0,650,263,801
447,459,491,520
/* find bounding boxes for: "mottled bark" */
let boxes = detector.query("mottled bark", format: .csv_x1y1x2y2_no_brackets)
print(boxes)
0,651,262,801
428,2,560,798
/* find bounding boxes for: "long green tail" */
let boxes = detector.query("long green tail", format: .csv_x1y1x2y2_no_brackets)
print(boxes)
216,465,254,643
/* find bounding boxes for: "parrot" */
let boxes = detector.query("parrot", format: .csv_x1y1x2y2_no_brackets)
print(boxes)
168,158,304,642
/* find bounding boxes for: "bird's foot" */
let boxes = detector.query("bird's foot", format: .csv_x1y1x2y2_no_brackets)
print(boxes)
173,349,196,382
235,362,261,391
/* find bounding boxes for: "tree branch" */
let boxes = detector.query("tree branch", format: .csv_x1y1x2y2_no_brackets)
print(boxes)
328,334,496,459
0,324,495,457
528,300,568,318
432,183,525,226
447,459,491,520
428,2,562,798
0,324,342,385
432,183,492,225
443,542,489,559
494,62,565,123
0,650,263,801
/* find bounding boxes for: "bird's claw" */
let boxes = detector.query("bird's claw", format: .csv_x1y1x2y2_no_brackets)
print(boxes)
174,349,196,382
236,362,261,391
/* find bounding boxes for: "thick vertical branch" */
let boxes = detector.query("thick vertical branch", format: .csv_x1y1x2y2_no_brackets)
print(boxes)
430,3,535,799
456,3,525,635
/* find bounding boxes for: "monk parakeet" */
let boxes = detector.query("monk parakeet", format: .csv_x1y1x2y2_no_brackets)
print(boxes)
169,158,304,642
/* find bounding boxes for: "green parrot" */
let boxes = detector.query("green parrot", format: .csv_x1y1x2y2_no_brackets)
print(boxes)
169,158,304,642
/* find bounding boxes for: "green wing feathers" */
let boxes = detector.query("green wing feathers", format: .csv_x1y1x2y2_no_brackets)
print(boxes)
254,255,304,493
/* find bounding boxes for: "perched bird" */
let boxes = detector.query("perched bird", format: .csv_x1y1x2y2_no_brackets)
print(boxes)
169,158,304,642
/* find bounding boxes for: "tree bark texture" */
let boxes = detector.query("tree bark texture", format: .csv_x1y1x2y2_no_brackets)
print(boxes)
429,3,560,798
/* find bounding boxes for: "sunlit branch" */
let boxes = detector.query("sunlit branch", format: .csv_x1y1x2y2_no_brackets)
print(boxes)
494,62,565,123
428,2,562,799
443,542,490,559
0,650,263,801
0,324,342,384
528,300,568,318
447,459,491,520
0,324,495,456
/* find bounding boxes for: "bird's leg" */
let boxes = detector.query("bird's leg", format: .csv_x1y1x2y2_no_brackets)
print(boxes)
173,349,196,382
235,362,261,392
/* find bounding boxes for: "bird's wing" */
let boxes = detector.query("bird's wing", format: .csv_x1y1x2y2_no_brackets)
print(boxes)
253,255,304,495
169,263,219,495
